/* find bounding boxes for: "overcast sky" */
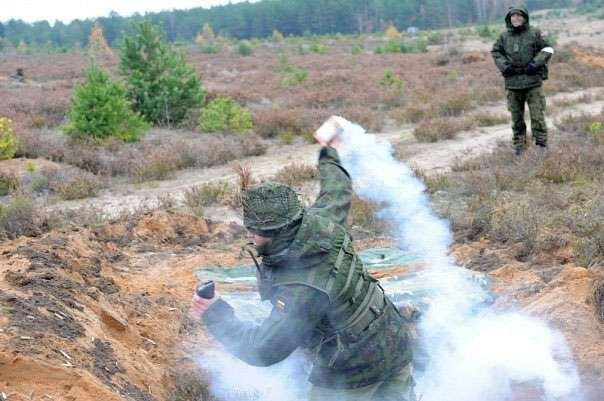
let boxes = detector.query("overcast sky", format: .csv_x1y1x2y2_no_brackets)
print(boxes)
2,0,255,24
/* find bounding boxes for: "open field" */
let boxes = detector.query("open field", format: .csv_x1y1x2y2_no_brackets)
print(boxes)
1,7,604,401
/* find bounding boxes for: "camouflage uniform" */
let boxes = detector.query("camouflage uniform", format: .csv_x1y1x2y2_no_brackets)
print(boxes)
203,147,415,400
491,6,554,151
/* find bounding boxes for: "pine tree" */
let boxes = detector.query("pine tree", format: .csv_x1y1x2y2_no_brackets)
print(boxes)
120,21,205,126
17,40,27,53
385,24,402,40
195,22,218,53
88,21,113,60
272,29,285,43
63,65,148,142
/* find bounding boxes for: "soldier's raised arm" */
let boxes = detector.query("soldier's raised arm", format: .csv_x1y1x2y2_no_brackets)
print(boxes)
309,145,352,226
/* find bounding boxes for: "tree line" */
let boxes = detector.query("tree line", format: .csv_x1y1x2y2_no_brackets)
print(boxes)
0,0,597,50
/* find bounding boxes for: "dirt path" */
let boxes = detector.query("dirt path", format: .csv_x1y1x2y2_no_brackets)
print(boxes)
52,87,604,221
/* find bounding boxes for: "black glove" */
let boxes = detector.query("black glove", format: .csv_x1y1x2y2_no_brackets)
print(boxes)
525,63,538,76
502,65,515,77
503,65,524,77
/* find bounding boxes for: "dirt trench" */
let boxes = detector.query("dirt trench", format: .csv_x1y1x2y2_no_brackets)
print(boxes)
1,88,603,401
0,211,249,401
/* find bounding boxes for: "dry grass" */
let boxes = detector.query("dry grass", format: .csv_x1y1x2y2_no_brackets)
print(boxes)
183,181,238,217
474,113,510,127
272,163,318,187
0,192,40,239
427,110,604,264
413,116,475,142
0,171,20,196
348,194,389,235
15,129,268,182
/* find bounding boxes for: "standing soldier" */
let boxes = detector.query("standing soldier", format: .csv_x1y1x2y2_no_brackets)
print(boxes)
190,122,415,401
491,6,554,155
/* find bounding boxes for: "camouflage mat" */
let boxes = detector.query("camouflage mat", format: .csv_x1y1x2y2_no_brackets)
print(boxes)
195,247,418,284
195,248,491,320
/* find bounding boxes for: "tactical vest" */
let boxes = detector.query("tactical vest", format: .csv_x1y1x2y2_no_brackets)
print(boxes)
257,212,408,375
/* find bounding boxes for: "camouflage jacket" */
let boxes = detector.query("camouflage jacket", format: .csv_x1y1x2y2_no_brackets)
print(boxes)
203,147,411,389
491,6,553,90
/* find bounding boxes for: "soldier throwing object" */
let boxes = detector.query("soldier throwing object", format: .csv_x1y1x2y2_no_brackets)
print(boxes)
190,121,415,401
491,5,554,155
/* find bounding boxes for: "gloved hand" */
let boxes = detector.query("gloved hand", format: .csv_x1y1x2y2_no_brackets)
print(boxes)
525,63,538,76
502,64,516,77
503,65,524,77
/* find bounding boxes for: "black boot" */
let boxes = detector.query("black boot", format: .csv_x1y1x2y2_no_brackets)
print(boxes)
514,146,524,156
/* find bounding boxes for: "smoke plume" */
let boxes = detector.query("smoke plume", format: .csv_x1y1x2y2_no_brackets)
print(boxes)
336,118,582,401
196,118,582,401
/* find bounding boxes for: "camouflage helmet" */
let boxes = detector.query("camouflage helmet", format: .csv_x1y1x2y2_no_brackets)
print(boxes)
242,181,303,234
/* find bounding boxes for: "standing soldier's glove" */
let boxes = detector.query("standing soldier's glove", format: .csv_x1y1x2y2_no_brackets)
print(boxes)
502,65,524,77
525,63,538,76
502,64,516,77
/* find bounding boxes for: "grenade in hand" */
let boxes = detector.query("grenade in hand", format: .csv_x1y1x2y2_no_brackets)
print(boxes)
196,281,215,299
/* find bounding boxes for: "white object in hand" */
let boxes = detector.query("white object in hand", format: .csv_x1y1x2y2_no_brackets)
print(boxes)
315,115,349,144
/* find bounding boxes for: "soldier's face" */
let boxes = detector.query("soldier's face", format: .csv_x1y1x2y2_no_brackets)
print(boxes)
510,13,526,27
249,232,272,247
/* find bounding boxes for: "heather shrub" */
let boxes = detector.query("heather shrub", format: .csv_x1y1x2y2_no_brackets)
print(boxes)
253,108,310,138
475,113,509,126
0,193,39,239
63,65,149,142
572,197,604,267
348,194,387,234
120,21,205,126
278,131,297,145
238,40,253,56
489,198,539,255
0,172,19,196
413,116,474,142
380,69,404,93
129,148,180,182
183,181,236,216
375,40,398,54
282,67,309,87
199,97,253,133
351,44,363,55
0,117,18,160
56,175,102,200
272,163,318,187
426,114,604,262
309,40,326,54
45,167,104,200
403,104,431,123
426,31,445,45
438,93,473,117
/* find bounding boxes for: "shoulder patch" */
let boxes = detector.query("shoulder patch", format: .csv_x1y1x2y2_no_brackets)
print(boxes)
275,297,287,312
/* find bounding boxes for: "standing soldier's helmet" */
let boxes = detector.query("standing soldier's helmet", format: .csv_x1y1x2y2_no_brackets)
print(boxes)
242,182,303,235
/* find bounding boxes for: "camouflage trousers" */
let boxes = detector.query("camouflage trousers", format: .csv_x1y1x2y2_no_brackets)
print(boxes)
506,85,548,148
308,364,415,401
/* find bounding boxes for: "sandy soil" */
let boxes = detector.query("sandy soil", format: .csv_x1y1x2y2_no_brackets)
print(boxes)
1,210,602,401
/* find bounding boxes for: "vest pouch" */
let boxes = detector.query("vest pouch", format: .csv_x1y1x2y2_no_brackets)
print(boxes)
336,281,388,343
540,64,548,80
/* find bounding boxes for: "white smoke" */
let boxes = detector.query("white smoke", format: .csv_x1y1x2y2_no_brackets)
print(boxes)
336,118,583,401
197,349,311,401
195,118,583,401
